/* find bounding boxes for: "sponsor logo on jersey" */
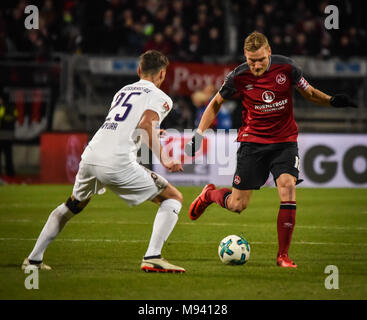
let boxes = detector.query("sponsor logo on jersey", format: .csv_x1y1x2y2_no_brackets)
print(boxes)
276,73,287,85
254,98,288,112
262,90,275,103
245,84,253,90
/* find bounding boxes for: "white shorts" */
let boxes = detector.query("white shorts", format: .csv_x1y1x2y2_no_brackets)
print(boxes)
72,161,168,207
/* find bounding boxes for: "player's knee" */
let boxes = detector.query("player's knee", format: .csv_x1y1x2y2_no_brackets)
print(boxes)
172,189,183,204
278,179,296,200
153,185,183,205
279,180,296,193
277,174,296,188
65,196,90,214
164,184,183,203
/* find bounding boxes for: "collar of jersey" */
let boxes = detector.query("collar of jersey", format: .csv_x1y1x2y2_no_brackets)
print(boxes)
138,79,156,88
266,55,272,72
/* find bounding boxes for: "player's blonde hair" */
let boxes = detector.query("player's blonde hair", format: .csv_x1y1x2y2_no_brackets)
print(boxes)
139,50,169,76
244,31,270,52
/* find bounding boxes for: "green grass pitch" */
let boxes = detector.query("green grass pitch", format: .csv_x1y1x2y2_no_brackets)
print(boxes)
0,185,366,300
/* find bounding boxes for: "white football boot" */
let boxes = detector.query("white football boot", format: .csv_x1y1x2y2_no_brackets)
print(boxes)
141,257,185,273
21,258,52,270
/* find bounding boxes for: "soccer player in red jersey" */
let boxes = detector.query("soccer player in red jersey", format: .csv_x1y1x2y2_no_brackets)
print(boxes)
185,31,357,268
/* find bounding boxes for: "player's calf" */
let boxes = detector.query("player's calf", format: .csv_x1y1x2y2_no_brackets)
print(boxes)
276,174,296,201
26,202,76,264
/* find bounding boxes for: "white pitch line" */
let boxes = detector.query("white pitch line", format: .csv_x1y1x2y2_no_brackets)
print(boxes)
296,225,367,231
2,219,367,231
0,237,366,246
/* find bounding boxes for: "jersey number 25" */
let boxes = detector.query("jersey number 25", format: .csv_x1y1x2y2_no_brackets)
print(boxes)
111,92,142,122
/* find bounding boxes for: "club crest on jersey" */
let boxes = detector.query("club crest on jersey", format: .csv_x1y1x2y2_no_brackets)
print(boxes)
163,102,170,111
234,175,241,185
276,73,287,85
262,90,275,103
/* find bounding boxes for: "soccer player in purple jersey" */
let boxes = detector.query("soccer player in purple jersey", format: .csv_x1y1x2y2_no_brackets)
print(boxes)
185,31,357,268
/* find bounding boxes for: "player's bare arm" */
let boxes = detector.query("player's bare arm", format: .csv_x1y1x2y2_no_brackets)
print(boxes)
297,86,358,108
197,92,225,133
185,92,225,156
138,109,183,172
297,85,331,106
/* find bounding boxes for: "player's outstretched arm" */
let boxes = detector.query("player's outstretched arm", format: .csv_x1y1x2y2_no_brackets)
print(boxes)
297,86,358,108
197,92,225,133
138,110,183,173
185,92,225,156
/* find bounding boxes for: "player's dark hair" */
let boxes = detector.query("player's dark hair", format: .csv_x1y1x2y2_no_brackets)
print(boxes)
244,31,270,52
139,50,169,76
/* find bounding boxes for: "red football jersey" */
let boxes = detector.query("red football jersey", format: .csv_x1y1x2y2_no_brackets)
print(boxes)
219,55,309,143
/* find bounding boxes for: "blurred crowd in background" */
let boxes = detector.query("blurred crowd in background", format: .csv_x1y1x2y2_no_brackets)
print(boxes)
232,0,366,59
1,0,366,61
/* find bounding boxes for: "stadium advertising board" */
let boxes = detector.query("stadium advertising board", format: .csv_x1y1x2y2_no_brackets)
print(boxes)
40,132,88,183
152,132,367,188
89,57,139,75
297,134,367,187
161,62,237,96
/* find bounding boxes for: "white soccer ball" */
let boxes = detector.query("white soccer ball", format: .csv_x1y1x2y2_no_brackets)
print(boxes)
218,234,251,265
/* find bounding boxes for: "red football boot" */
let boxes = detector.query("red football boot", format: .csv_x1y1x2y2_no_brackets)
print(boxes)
277,254,297,268
189,184,216,220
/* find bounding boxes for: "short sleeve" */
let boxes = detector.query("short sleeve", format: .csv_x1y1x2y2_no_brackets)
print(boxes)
290,59,310,91
146,93,173,123
219,70,238,99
